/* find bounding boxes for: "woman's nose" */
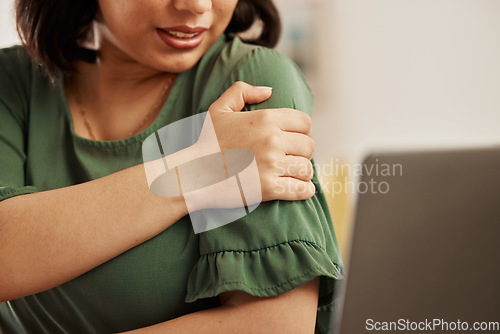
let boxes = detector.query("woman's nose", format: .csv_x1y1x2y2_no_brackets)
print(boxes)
173,0,212,15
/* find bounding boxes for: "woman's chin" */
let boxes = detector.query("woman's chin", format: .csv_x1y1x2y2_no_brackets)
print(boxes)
154,50,206,73
157,59,199,74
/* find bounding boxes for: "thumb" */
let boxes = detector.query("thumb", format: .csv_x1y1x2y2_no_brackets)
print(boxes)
208,81,273,113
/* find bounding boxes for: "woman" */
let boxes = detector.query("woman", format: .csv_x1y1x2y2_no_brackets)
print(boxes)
0,0,343,332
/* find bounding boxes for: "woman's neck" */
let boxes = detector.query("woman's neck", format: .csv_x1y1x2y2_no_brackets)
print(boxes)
82,36,168,98
67,39,177,141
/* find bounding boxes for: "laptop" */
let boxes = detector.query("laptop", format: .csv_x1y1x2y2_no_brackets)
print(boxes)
333,147,500,333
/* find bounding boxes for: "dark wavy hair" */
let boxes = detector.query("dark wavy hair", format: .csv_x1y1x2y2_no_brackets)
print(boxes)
15,0,281,81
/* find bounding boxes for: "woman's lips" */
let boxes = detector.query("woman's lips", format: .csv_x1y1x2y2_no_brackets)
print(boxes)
157,26,208,49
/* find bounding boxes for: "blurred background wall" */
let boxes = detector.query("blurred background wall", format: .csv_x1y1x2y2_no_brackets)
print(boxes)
274,0,500,256
1,0,500,256
0,0,17,48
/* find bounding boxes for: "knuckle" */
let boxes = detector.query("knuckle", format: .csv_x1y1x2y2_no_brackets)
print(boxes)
306,137,315,157
305,161,314,179
303,113,312,130
263,134,281,149
261,154,278,170
258,109,273,124
301,181,315,199
233,81,247,90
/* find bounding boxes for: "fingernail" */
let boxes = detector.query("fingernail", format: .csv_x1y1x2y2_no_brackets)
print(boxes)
256,86,273,91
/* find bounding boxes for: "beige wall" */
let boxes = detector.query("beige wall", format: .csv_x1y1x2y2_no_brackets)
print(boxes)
306,0,500,254
311,0,500,164
0,0,18,48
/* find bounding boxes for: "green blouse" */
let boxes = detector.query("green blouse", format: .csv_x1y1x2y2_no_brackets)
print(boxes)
0,34,343,333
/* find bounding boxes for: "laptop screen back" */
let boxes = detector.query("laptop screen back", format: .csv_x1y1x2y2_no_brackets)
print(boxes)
336,148,500,333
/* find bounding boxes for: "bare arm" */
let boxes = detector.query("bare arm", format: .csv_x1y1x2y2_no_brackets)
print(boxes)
122,278,320,334
0,163,188,302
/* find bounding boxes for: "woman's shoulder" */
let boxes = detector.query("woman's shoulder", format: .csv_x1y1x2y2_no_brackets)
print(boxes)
211,34,302,80
0,45,34,79
194,34,312,113
0,45,37,101
0,45,36,120
0,45,27,61
222,34,280,61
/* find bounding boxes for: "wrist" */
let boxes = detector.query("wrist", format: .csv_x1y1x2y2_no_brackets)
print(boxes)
127,163,189,230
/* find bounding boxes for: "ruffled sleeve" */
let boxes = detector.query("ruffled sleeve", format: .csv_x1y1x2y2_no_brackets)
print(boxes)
186,40,344,310
186,239,343,303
